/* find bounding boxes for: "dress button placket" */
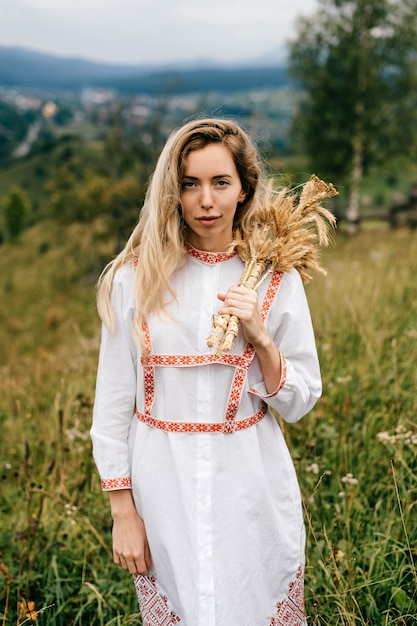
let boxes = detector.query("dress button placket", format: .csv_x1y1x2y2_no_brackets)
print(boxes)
195,263,217,625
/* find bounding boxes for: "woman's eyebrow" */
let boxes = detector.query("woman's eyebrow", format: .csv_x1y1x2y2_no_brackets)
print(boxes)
183,174,233,180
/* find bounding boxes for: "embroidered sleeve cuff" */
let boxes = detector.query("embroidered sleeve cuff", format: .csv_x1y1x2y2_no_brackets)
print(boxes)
249,354,287,398
101,477,132,491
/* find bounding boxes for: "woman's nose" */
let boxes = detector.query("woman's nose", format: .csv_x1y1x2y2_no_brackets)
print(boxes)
200,185,213,208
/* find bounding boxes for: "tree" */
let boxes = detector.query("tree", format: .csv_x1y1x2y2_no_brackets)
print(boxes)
3,185,31,241
46,162,79,222
288,0,417,232
77,173,143,246
0,103,32,162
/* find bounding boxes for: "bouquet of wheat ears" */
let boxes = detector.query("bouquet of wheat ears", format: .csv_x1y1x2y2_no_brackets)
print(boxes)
206,174,338,358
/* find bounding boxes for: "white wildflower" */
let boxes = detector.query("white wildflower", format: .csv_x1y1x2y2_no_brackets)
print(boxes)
336,375,352,384
341,473,358,485
306,463,319,475
378,424,417,446
377,431,390,442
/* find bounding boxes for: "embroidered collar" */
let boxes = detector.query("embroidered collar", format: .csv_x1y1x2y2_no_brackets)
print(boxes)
186,243,237,265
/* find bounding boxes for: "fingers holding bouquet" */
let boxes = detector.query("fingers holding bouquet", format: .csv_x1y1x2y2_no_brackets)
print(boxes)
217,287,268,348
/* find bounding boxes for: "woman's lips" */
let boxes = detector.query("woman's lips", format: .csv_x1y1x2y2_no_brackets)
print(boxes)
197,216,220,223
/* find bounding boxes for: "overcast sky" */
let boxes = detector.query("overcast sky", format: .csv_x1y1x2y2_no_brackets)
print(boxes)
1,0,318,66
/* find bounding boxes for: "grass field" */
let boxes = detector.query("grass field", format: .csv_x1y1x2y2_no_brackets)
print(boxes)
0,220,416,625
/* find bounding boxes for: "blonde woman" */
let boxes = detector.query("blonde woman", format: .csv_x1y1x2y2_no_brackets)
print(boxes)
91,118,321,626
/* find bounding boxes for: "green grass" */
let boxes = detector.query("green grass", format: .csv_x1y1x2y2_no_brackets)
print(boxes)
298,226,417,623
1,221,416,624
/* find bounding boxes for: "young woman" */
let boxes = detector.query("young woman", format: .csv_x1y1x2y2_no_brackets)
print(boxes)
91,118,321,626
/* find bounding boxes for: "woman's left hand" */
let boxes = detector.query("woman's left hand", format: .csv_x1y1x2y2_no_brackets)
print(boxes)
217,286,269,349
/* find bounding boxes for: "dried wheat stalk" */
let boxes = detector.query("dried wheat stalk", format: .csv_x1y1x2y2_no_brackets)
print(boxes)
207,174,338,357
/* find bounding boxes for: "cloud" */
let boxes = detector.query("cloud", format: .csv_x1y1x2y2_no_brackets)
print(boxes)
0,0,317,65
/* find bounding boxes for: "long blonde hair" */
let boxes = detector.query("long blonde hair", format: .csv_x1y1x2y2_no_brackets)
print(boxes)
97,118,263,346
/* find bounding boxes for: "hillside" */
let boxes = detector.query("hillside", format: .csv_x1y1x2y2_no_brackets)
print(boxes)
0,45,290,93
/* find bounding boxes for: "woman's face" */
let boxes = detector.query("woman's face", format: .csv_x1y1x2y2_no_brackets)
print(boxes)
180,143,244,252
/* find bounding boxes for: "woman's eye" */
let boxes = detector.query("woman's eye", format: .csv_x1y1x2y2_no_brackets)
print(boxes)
217,180,229,187
182,181,195,189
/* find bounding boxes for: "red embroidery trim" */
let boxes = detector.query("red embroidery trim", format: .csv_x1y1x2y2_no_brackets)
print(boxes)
134,575,182,625
142,352,253,370
248,354,287,398
142,321,155,414
136,403,267,434
279,354,288,392
259,271,283,321
101,477,132,491
224,343,254,431
269,566,305,626
186,244,237,264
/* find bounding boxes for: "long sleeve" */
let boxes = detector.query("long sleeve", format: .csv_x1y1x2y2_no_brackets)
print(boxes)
248,268,322,423
90,263,137,489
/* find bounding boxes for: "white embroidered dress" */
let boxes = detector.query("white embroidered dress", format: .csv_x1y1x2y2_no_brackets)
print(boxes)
91,246,321,626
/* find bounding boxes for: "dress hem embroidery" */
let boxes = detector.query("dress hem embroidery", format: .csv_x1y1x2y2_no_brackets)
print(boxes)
133,575,182,625
269,566,305,625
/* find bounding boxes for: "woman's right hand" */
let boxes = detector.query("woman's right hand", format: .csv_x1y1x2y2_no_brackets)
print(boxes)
108,490,152,575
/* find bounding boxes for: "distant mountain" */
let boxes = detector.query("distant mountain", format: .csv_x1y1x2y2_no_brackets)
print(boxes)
101,66,291,96
0,46,152,87
0,45,290,94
